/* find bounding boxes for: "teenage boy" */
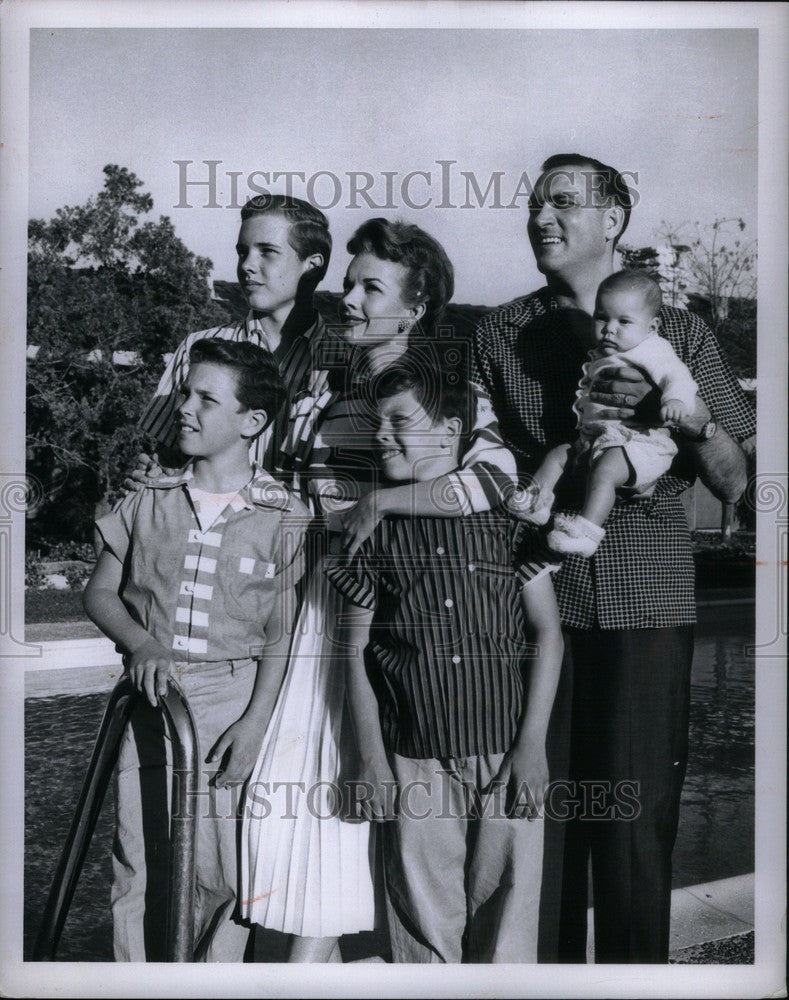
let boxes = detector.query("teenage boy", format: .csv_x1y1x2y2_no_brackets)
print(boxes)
138,194,332,496
325,362,563,963
84,339,310,961
472,153,755,962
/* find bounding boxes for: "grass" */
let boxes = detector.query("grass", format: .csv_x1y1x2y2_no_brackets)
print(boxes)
25,589,89,625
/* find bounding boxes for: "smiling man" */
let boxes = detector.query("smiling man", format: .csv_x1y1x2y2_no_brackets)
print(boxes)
472,153,755,964
139,194,331,494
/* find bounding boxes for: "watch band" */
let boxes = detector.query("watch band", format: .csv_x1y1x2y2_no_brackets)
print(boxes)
682,416,718,442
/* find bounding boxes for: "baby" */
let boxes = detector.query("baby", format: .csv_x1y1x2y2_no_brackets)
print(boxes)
524,270,698,556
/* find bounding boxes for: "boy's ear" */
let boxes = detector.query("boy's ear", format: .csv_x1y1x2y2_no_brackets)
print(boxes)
441,415,463,448
648,315,661,334
240,407,268,440
302,252,324,276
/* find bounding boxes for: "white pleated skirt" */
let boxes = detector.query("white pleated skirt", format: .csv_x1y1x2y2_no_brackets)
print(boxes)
240,563,376,937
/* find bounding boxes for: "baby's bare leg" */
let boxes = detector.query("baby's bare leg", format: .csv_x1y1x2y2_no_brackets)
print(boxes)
582,447,631,526
513,443,573,523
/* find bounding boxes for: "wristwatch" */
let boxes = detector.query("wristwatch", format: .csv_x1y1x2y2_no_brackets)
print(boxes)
682,416,718,442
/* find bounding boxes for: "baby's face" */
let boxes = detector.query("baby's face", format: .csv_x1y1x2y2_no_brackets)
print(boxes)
593,287,659,354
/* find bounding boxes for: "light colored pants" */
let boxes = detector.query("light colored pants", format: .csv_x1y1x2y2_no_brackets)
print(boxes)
383,752,544,963
112,658,256,962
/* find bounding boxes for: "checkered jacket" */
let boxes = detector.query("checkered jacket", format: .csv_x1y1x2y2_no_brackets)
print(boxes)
473,288,756,630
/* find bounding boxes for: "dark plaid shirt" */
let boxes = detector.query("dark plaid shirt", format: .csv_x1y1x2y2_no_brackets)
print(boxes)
473,288,756,630
326,511,543,759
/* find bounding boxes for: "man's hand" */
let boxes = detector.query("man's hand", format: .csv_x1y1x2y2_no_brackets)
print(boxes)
660,398,690,426
484,739,549,820
125,637,173,707
342,492,383,558
121,452,165,496
588,365,661,424
208,716,265,787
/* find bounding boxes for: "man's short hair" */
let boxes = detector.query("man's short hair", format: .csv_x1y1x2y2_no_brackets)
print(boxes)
188,338,286,432
372,346,471,438
598,270,663,316
539,153,634,245
240,193,331,288
347,218,455,332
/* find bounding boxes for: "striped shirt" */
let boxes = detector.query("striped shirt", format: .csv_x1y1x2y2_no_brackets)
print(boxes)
138,312,327,493
473,289,757,630
326,511,539,759
95,465,310,663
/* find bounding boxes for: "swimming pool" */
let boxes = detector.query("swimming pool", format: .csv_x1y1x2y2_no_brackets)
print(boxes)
23,601,755,961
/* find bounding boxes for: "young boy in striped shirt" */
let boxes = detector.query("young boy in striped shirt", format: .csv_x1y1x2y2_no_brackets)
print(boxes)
326,360,563,963
84,339,310,961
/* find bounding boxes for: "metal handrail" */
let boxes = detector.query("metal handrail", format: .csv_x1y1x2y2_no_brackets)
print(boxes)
33,676,200,962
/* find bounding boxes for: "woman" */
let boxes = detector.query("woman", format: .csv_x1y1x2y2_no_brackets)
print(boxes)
240,219,518,962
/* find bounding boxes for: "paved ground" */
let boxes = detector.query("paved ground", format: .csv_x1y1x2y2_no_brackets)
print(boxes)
671,931,754,964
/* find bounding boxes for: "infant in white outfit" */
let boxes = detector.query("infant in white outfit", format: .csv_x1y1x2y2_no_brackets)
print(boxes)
523,269,698,556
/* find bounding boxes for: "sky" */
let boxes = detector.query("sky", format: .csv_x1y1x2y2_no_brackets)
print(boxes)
29,27,758,305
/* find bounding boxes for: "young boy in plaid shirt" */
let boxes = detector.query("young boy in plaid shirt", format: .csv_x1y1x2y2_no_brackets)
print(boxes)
84,339,310,961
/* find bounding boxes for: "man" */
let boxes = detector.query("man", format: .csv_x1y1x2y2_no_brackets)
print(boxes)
472,154,755,963
139,193,332,498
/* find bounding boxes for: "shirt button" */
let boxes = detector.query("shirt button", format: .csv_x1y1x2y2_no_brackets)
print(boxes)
183,583,194,594
468,563,476,572
436,546,445,555
444,598,454,608
452,655,461,664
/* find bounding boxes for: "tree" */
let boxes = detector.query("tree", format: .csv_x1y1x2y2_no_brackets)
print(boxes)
26,165,232,546
655,217,757,327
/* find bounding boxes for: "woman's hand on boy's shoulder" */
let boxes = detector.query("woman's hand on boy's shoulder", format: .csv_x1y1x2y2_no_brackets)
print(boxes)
125,636,173,707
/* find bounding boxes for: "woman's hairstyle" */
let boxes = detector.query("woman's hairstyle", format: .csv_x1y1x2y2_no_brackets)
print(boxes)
597,270,663,316
372,345,471,438
240,193,331,288
188,338,286,432
347,218,455,331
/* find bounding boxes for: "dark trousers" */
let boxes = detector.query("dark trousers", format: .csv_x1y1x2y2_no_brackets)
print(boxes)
540,626,694,964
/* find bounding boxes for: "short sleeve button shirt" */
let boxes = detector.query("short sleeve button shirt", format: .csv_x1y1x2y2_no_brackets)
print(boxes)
326,511,540,760
95,467,311,663
473,289,756,630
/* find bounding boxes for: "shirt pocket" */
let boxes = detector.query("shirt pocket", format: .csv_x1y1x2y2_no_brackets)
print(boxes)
222,554,279,622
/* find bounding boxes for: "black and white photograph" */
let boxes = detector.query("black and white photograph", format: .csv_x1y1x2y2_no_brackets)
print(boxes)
0,2,786,997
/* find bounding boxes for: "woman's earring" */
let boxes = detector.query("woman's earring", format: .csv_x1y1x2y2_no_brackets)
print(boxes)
397,318,410,334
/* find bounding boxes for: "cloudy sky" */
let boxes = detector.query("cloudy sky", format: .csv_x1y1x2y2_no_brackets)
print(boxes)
28,26,758,305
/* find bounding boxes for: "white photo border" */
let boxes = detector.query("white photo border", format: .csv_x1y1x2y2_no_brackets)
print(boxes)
1,2,785,997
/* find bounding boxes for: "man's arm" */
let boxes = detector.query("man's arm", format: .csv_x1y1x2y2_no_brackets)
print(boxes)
674,395,748,502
